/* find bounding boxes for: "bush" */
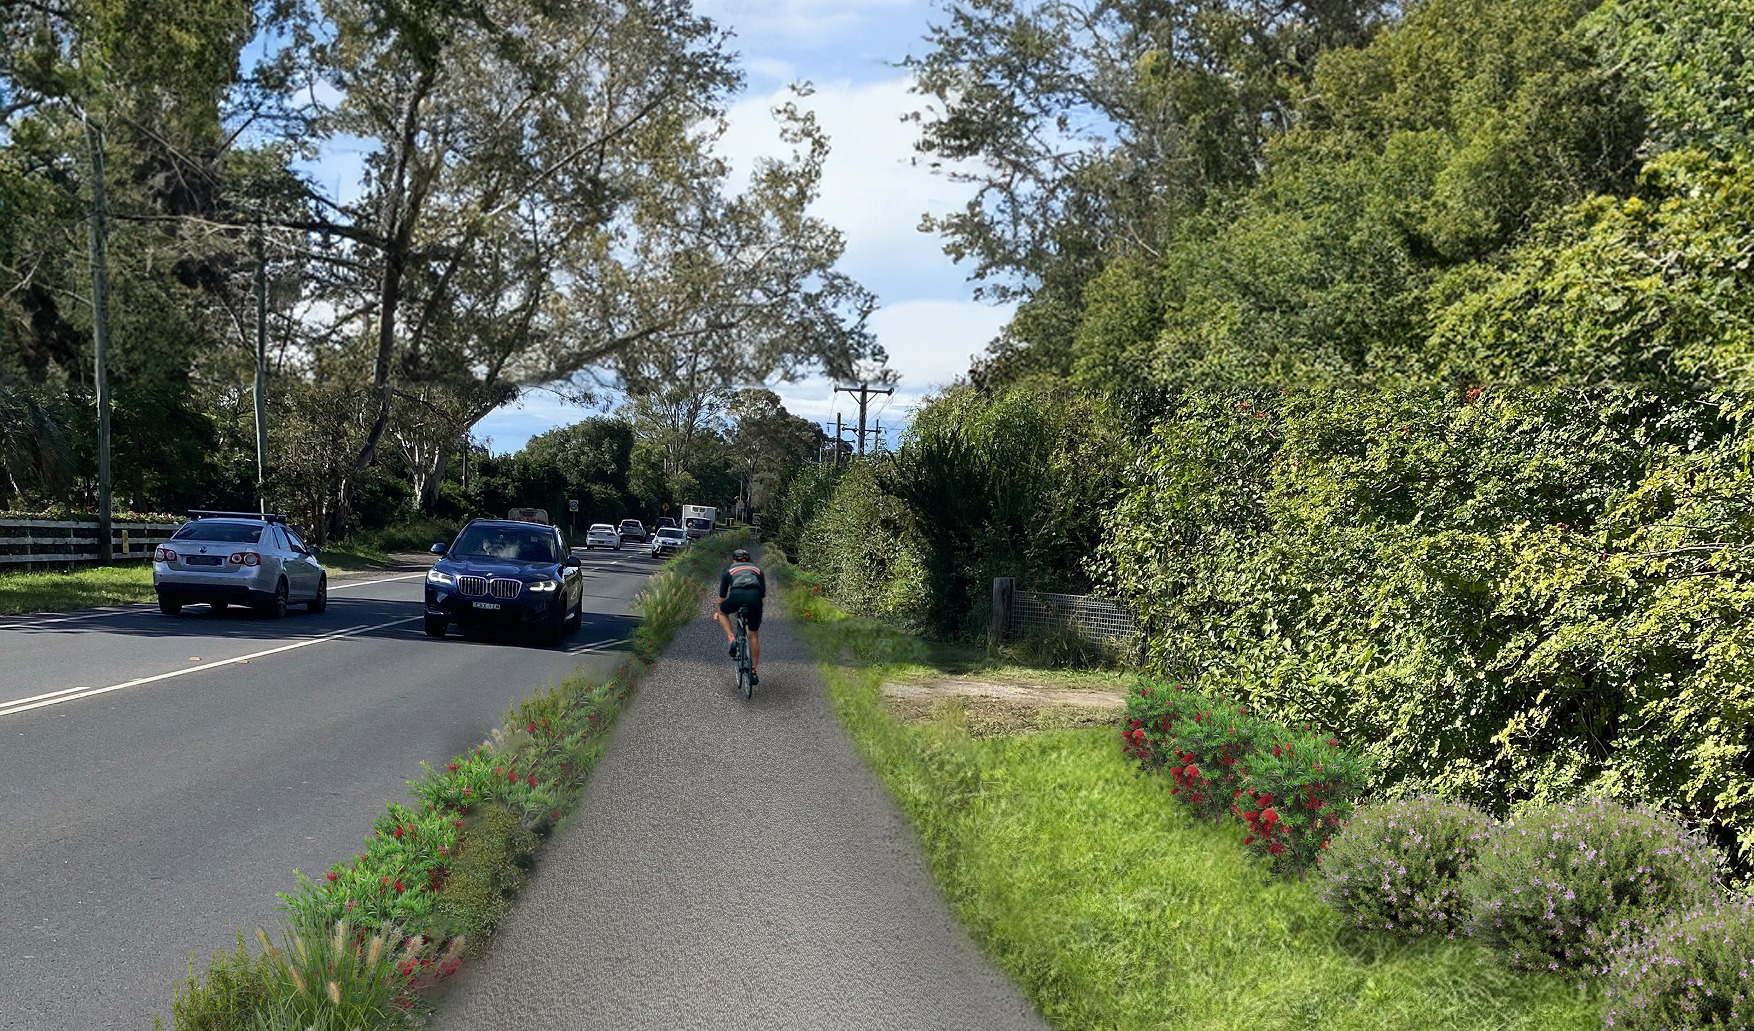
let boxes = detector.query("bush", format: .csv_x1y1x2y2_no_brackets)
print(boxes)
432,803,541,945
1463,798,1722,973
1123,678,1371,873
1603,895,1754,1030
1318,796,1496,944
165,933,275,1031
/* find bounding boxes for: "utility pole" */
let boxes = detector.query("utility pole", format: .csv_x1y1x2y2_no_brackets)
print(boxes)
83,113,114,563
835,382,894,456
254,221,269,514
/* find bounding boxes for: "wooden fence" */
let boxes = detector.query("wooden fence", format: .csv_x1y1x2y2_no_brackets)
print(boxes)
0,518,180,568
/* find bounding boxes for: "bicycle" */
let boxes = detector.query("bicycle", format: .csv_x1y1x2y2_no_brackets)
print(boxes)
731,605,755,699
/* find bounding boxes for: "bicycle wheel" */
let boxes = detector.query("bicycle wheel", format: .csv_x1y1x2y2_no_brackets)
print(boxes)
738,611,754,699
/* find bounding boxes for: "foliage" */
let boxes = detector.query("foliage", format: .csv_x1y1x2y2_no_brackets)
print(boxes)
1602,895,1754,1030
0,562,154,614
247,920,438,1031
878,382,1128,638
1122,678,1370,874
1462,799,1722,973
165,932,276,1031
764,461,841,560
1318,796,1497,944
794,461,927,625
783,575,1603,1031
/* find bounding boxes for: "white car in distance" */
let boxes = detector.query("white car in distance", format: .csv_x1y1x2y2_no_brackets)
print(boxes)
583,523,622,550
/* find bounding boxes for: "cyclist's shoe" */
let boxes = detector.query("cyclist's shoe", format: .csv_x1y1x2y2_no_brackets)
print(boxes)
728,643,738,658
750,672,760,687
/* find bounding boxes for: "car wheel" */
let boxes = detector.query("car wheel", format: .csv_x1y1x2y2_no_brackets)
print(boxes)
307,576,328,614
259,578,289,619
159,596,182,616
424,616,448,638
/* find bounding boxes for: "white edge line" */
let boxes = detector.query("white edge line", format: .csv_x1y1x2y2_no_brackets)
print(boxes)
0,573,424,629
327,573,424,591
0,617,420,719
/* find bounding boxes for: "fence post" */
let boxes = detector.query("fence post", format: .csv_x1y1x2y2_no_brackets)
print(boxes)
991,577,1014,649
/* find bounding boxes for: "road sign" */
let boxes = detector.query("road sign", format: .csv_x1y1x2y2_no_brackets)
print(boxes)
568,499,579,512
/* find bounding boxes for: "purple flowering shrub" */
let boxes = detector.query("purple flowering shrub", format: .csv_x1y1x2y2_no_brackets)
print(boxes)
1317,795,1494,944
1604,896,1754,1029
1462,798,1720,973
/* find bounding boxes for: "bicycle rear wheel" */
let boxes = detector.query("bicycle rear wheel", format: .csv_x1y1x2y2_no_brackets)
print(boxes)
737,611,754,699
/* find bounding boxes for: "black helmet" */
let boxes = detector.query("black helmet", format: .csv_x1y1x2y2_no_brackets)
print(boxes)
732,548,752,561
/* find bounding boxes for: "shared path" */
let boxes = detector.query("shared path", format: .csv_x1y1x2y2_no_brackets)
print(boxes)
438,584,1048,1030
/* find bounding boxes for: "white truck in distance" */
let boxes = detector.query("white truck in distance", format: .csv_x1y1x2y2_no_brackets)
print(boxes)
681,505,716,540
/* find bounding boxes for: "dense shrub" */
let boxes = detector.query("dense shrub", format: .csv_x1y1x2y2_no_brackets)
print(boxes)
1318,796,1495,943
1603,895,1754,1029
1123,679,1370,873
794,462,927,624
1463,799,1721,973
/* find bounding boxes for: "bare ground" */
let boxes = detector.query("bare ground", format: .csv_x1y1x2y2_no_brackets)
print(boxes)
881,677,1128,736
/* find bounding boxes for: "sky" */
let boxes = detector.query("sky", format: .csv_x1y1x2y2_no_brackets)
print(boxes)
470,0,1014,454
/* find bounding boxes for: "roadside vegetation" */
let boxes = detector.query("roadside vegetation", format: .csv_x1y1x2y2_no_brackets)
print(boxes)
773,562,1604,1031
158,531,749,1031
0,563,155,615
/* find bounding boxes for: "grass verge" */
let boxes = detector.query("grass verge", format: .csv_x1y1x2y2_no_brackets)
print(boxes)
772,559,1602,1031
158,530,749,1031
0,562,155,614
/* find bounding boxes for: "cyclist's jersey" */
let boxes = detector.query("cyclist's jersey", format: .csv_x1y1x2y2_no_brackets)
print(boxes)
720,562,766,600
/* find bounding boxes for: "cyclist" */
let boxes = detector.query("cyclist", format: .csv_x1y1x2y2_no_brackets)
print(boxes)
715,547,766,686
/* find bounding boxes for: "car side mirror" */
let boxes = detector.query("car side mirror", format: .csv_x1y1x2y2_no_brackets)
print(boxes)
564,555,582,568
430,542,448,555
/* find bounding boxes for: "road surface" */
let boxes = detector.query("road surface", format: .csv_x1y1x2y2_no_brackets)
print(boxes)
0,548,656,1031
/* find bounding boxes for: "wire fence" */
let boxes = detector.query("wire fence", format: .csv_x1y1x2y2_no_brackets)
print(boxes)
995,581,1139,643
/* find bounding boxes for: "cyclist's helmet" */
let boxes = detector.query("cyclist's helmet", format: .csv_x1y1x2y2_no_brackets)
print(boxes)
732,548,752,561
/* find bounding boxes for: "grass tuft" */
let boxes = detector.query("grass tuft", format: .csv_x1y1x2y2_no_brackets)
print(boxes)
0,563,155,614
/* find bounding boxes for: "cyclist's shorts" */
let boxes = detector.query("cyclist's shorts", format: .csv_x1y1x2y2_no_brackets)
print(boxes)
719,591,763,631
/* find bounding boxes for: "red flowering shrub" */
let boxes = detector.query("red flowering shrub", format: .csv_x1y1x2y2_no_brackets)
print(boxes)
1123,677,1369,874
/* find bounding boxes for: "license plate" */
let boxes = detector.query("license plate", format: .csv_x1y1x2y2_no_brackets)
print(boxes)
187,556,223,566
473,602,501,611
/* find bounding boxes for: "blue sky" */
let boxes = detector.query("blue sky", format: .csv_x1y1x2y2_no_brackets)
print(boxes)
471,0,1015,453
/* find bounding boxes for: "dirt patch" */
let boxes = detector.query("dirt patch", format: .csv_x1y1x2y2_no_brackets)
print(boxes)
881,678,1128,737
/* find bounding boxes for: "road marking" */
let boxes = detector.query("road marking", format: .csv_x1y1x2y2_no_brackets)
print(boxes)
328,573,424,591
0,617,421,719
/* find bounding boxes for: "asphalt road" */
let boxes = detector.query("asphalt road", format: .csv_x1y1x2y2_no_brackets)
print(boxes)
0,547,659,1031
438,583,1050,1030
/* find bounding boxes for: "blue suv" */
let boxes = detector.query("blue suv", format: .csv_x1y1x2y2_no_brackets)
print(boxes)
425,519,584,645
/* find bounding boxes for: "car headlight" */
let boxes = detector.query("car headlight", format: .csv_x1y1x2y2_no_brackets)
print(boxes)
427,569,455,586
527,579,559,592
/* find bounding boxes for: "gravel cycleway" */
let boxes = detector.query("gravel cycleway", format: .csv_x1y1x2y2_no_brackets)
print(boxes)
439,582,1049,1031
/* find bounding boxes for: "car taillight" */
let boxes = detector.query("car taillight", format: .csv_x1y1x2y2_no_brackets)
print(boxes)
229,551,261,566
154,547,177,562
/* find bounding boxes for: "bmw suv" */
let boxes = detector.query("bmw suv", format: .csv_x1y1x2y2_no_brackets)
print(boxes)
425,519,584,644
153,511,327,618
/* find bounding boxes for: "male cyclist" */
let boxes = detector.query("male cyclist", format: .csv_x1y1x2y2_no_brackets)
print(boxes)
715,548,766,685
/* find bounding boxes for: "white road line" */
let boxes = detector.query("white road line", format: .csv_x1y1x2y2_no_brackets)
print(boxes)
328,573,424,591
0,616,421,719
0,573,423,630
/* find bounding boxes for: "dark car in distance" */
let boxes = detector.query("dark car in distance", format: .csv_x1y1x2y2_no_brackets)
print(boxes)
424,519,584,645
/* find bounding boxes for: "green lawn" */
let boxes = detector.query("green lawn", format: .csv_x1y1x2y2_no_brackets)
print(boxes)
0,563,156,615
788,595,1601,1031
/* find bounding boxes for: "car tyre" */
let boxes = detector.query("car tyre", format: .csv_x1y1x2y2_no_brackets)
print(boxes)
259,578,289,619
307,576,328,614
159,596,182,616
424,616,448,638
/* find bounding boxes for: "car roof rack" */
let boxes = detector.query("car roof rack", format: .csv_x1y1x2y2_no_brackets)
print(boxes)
188,509,287,523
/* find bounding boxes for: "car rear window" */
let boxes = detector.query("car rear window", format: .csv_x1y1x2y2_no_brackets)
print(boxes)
450,525,559,563
172,521,264,543
685,518,710,530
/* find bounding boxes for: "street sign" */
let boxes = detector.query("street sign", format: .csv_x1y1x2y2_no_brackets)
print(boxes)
568,499,579,513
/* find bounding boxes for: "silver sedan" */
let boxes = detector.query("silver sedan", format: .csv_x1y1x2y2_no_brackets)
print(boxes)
153,511,327,618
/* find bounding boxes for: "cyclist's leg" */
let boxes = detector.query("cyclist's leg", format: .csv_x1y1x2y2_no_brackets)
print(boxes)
713,599,735,643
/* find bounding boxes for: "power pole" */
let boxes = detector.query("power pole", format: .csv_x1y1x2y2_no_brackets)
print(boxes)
254,221,269,514
83,113,114,563
835,382,894,456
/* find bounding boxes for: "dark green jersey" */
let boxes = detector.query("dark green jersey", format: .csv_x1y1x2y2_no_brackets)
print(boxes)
720,561,766,599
